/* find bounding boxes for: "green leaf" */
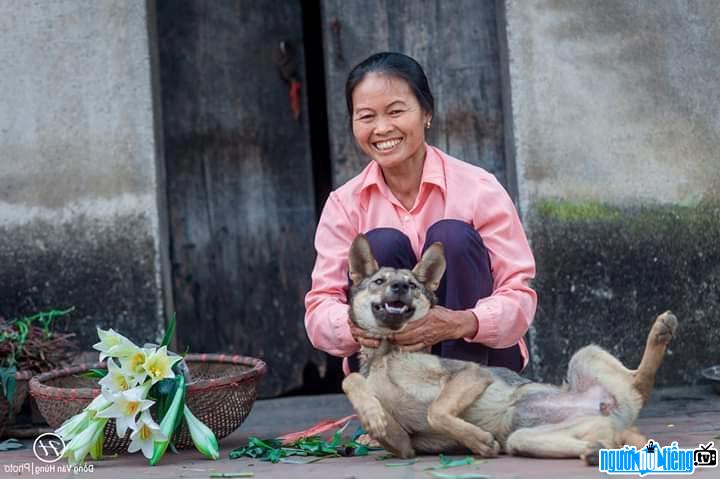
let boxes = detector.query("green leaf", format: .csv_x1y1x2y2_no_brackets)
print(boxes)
425,455,475,470
328,431,342,448
0,366,17,404
150,375,185,466
78,368,108,379
0,439,25,451
267,448,282,463
151,377,178,424
353,444,369,456
161,313,176,348
428,473,491,479
385,460,417,467
89,427,104,460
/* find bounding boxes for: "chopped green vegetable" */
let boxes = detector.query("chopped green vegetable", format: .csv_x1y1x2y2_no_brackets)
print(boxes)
0,439,25,451
424,455,476,470
229,430,374,463
385,460,417,467
428,473,491,479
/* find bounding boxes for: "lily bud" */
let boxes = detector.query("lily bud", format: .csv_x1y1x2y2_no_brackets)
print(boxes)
184,405,220,460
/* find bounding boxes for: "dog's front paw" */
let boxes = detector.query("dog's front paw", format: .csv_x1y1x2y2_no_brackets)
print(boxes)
465,429,500,457
357,399,388,438
473,438,500,458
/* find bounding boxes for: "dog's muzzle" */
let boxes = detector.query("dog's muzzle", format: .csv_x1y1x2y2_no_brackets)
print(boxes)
371,281,416,329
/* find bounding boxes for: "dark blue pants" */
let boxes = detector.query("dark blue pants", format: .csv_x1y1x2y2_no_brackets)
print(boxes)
348,219,523,372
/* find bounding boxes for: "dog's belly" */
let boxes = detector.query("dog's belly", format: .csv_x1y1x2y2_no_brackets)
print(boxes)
512,384,617,429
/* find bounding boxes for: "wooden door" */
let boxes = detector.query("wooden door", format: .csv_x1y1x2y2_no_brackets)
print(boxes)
156,0,322,396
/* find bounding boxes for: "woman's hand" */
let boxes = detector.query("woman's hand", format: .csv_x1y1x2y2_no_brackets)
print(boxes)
348,318,382,348
388,307,478,352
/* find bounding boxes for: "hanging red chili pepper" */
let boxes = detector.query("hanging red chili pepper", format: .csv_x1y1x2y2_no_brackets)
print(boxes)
274,41,302,121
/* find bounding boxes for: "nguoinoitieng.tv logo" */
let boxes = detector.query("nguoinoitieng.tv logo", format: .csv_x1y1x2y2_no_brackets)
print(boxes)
598,440,717,476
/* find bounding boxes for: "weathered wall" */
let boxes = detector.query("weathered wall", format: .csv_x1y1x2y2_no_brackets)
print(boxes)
504,0,720,385
0,1,167,346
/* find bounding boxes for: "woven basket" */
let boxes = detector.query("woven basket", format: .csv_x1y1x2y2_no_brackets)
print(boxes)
0,370,33,437
29,354,266,451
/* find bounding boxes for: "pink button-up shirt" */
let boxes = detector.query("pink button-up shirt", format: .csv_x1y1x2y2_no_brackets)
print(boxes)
304,145,537,372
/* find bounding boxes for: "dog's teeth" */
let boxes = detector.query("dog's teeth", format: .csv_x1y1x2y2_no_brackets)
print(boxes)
384,303,408,314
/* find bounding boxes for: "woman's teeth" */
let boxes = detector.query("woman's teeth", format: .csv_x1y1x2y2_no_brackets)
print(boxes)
374,139,401,151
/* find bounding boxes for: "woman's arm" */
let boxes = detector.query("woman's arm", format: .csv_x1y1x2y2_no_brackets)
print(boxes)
304,193,360,357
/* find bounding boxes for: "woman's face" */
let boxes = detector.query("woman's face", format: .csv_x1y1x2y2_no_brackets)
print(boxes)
351,73,431,171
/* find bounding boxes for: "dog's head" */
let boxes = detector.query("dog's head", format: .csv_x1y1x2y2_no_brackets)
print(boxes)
348,234,446,336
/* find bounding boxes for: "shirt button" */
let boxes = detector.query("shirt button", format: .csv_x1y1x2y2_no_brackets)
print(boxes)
403,215,412,223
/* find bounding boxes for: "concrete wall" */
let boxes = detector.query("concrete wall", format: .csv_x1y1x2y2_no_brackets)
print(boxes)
504,0,720,385
0,0,167,346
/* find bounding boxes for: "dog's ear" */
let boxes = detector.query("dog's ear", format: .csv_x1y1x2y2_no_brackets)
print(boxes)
348,234,379,286
412,242,446,292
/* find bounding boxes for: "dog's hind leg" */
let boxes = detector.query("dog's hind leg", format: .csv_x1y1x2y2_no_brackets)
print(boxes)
426,365,499,457
507,417,615,459
632,311,678,404
582,425,648,466
507,429,591,458
342,373,415,458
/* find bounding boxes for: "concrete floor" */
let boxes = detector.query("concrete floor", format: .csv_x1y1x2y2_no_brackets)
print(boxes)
1,386,718,478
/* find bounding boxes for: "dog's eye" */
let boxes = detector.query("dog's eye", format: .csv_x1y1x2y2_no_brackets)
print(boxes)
409,282,418,289
374,278,385,285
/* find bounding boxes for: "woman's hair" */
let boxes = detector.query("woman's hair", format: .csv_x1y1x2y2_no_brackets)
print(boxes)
345,52,434,118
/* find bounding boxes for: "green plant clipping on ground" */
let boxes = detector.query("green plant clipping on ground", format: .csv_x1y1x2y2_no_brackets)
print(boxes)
229,431,372,463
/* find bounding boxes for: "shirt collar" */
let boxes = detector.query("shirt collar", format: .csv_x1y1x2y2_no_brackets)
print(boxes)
358,144,446,210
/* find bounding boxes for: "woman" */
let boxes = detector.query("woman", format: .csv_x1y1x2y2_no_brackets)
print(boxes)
305,52,536,374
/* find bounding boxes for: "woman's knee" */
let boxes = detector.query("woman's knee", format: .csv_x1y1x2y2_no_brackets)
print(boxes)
364,228,415,269
425,219,488,260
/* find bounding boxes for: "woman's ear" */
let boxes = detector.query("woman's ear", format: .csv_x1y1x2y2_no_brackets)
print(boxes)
412,242,446,291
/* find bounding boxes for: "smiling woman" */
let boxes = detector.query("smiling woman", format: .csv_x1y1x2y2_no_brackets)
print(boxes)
350,74,430,210
304,52,537,375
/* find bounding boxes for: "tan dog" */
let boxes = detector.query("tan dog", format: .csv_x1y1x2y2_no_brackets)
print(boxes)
343,234,678,461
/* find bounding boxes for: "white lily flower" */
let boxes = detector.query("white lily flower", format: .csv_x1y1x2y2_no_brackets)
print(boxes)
63,417,107,465
86,393,113,413
93,328,139,361
119,347,152,386
98,359,133,392
56,410,91,441
56,394,112,441
143,346,182,384
128,410,166,459
96,383,154,438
